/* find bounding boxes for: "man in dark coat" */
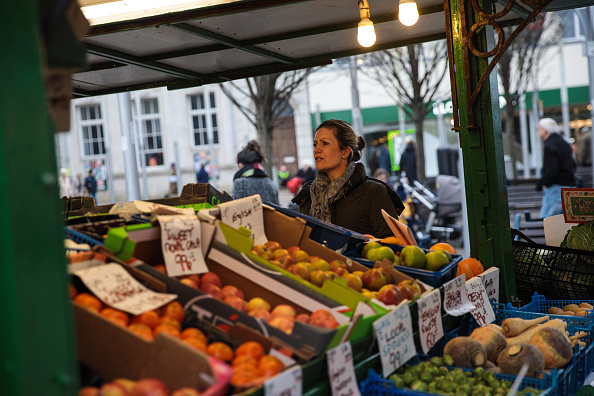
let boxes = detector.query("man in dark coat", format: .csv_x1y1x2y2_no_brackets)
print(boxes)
399,139,417,182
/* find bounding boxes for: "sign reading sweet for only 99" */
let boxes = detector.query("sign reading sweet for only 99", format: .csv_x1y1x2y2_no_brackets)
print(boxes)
417,289,444,354
158,215,208,277
466,276,495,327
373,301,416,377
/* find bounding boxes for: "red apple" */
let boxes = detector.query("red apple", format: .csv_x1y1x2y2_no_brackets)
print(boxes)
286,246,301,254
309,270,330,287
342,273,363,292
180,274,200,285
130,379,169,396
290,249,310,263
223,296,247,312
221,285,244,300
272,248,290,259
332,267,347,277
249,307,272,321
324,318,340,329
99,382,130,396
271,304,296,318
171,388,201,396
396,284,413,301
264,240,282,253
200,283,222,300
296,313,310,323
378,267,395,284
180,278,199,289
361,269,387,291
199,271,222,288
287,263,310,280
397,279,422,299
310,309,334,322
276,254,295,269
79,387,100,396
267,316,295,334
111,379,136,393
377,284,405,306
252,244,272,260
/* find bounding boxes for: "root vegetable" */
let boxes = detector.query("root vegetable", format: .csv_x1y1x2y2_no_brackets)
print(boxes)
579,303,593,309
443,337,487,368
505,319,567,346
469,327,507,363
548,307,564,315
497,344,545,376
563,304,579,312
501,316,549,337
529,327,572,368
486,323,503,333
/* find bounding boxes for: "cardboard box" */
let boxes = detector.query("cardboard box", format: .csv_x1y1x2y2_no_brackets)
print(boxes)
74,304,232,395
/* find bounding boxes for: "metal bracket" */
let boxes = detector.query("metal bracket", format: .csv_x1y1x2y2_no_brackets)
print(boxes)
445,0,553,131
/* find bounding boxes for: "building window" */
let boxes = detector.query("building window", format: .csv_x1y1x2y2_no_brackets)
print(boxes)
559,10,585,41
79,104,106,157
139,98,164,166
189,92,219,147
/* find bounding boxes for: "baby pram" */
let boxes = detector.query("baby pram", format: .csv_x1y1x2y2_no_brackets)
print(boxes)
401,175,463,243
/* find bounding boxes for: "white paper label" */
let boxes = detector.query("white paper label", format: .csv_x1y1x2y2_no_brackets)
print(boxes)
417,289,444,354
74,263,177,315
443,274,474,316
478,267,500,304
373,301,416,377
466,277,496,327
220,195,267,245
264,365,302,396
327,342,361,396
158,215,207,277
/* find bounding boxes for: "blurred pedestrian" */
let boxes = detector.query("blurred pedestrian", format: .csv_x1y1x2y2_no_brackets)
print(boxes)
377,141,392,173
368,150,380,176
399,139,417,182
576,126,592,167
277,164,290,187
536,118,576,218
72,172,83,196
196,163,209,184
296,159,316,183
168,163,178,197
59,168,72,198
84,170,98,204
232,140,279,204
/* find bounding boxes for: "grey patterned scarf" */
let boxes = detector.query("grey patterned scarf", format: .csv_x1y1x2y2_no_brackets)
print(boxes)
309,162,357,222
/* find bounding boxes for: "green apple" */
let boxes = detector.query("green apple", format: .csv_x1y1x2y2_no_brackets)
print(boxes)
435,248,452,262
424,251,450,271
365,246,396,263
400,246,426,269
361,241,382,257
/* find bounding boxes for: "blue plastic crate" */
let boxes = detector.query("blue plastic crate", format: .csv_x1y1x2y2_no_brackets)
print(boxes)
264,202,369,252
64,227,104,247
517,293,594,329
359,368,554,396
578,343,594,390
344,242,460,288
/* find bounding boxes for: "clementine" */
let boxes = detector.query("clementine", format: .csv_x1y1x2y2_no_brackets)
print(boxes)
461,257,484,277
68,284,78,299
159,316,182,331
153,324,181,338
430,242,457,255
130,310,160,330
232,355,259,368
206,341,234,362
456,260,474,281
258,355,284,377
100,307,130,326
183,337,207,352
180,327,207,343
162,301,185,323
73,292,104,312
235,341,265,361
128,323,155,341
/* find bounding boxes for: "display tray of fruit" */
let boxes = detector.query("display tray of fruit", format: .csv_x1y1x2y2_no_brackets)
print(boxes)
343,241,462,288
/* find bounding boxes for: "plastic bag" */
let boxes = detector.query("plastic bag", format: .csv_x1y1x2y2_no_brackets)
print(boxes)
287,177,303,194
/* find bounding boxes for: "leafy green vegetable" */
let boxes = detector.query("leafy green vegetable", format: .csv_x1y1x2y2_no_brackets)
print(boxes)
561,221,594,251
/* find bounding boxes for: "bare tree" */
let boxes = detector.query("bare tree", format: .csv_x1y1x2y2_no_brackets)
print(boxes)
219,70,317,176
497,14,561,178
364,42,449,181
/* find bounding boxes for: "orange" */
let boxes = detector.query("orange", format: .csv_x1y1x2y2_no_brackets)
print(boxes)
461,257,484,277
235,341,265,361
233,363,259,376
258,355,284,377
456,260,474,281
159,315,182,331
68,284,78,299
128,323,155,341
232,355,259,368
73,292,104,312
162,301,185,323
380,236,407,246
430,242,457,255
206,341,234,362
100,307,130,326
183,337,207,352
180,327,207,343
153,324,181,338
130,310,160,330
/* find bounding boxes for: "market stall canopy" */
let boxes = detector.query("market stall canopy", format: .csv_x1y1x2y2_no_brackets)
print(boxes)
73,0,594,98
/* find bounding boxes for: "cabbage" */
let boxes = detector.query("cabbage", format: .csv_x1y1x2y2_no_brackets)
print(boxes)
561,221,594,251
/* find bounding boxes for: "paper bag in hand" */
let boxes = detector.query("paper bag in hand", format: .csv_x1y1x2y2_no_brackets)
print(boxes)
381,209,417,246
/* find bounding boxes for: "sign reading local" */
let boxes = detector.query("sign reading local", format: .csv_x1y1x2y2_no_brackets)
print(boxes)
443,274,474,316
159,215,208,277
220,195,268,245
326,342,361,396
417,289,444,354
373,301,416,377
74,263,177,315
466,276,496,327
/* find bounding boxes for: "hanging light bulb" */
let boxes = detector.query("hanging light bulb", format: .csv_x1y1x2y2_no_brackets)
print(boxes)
357,0,376,47
398,0,419,26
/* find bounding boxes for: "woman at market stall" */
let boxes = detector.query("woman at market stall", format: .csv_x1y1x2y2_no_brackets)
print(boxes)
232,140,280,204
292,119,404,238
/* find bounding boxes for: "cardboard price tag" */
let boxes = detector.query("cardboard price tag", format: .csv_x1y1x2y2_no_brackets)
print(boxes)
158,215,208,277
326,342,361,396
74,263,177,315
478,267,499,304
220,195,268,245
443,274,474,316
417,289,444,354
466,277,496,327
133,200,195,216
264,365,302,396
373,301,416,377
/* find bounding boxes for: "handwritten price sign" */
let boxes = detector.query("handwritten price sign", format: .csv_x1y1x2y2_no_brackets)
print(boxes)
264,365,302,396
417,289,444,354
74,263,177,315
220,195,267,245
466,277,495,327
443,274,474,316
373,302,416,377
326,342,361,396
159,215,208,277
478,267,500,304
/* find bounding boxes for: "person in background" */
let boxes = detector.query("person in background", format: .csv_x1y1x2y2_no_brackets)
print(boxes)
72,173,83,196
196,163,209,184
399,139,417,183
368,150,380,176
168,163,178,197
295,159,316,183
576,126,592,167
84,170,98,204
277,164,290,187
377,141,392,173
536,118,576,218
373,168,414,226
292,119,404,238
232,140,279,204
59,168,72,198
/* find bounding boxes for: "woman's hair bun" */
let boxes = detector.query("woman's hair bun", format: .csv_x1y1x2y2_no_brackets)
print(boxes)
357,136,366,151
246,140,261,152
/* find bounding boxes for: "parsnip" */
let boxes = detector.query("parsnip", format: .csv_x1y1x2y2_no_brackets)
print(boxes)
505,319,567,346
501,316,550,337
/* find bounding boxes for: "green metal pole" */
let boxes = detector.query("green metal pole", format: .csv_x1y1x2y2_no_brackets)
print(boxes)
0,1,78,395
446,0,516,302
